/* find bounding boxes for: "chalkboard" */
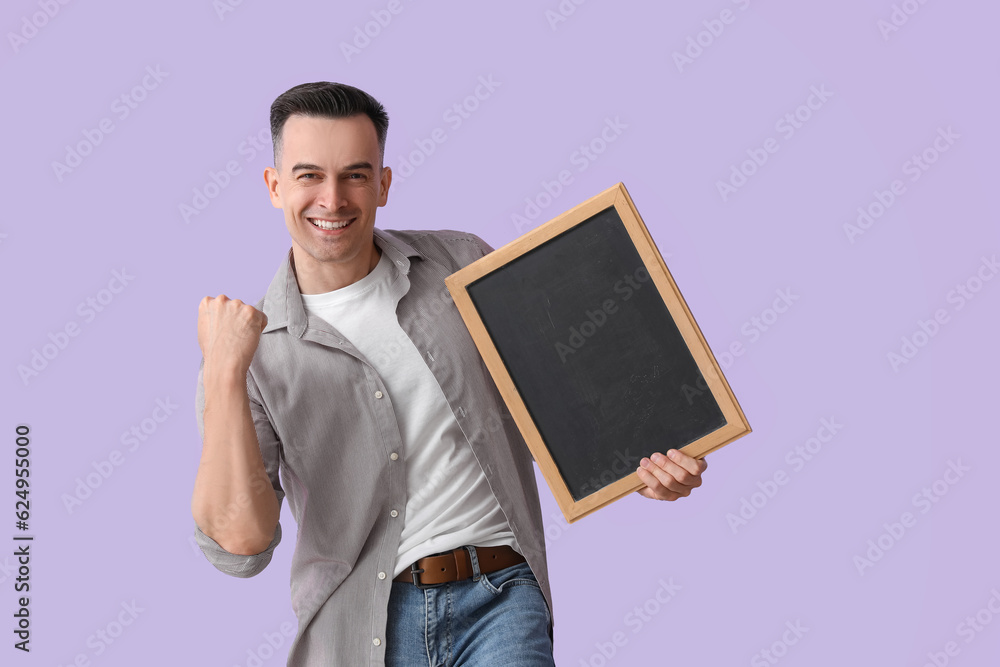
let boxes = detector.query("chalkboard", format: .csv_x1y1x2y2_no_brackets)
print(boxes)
446,183,750,522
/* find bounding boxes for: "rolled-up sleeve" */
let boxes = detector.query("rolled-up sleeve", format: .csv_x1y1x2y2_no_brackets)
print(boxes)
193,356,285,578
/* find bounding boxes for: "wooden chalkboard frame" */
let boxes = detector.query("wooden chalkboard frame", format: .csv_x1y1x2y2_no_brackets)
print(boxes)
445,182,751,523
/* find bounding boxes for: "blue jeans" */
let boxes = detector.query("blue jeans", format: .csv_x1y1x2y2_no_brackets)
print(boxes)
385,547,555,666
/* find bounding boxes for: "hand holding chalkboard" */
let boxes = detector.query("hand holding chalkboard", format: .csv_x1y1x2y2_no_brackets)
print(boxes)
445,183,750,523
634,448,709,502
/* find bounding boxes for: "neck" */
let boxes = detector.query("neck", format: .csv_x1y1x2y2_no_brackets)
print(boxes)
293,242,382,294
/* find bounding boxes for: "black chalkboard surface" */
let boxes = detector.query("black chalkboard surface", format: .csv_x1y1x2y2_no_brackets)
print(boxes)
446,183,750,522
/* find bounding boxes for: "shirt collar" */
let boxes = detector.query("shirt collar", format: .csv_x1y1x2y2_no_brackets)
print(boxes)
261,227,423,337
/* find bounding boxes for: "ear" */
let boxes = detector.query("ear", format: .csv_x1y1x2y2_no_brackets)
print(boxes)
377,166,392,208
264,166,281,209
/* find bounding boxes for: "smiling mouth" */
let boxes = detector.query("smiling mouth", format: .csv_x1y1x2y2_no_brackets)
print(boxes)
308,217,356,231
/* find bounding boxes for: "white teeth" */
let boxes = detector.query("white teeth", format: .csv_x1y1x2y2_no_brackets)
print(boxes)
310,218,352,230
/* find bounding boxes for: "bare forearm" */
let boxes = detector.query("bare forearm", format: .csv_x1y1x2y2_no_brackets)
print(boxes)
191,365,279,555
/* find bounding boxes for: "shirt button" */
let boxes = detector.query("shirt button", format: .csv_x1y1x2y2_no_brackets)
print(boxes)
374,390,383,399
389,452,398,461
373,637,381,646
378,571,386,580
390,509,398,517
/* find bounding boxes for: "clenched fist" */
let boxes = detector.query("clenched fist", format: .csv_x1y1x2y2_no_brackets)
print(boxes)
197,295,268,377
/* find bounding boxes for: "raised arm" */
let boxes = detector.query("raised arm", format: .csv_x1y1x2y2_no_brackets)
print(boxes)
190,295,280,567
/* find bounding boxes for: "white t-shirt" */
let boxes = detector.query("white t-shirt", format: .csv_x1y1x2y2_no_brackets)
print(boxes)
300,248,519,578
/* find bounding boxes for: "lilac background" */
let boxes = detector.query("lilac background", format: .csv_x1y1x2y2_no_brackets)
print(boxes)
3,0,998,665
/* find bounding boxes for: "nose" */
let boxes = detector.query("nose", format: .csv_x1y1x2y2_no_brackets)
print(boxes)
316,178,349,212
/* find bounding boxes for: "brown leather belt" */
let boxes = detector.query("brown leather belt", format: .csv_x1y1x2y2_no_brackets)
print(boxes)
393,545,525,587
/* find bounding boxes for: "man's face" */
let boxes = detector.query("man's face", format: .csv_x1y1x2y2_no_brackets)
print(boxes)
265,114,390,281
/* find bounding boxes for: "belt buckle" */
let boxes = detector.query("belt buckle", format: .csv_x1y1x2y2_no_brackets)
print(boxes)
408,562,445,590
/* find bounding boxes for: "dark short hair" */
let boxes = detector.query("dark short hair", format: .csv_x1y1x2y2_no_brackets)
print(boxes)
269,82,389,170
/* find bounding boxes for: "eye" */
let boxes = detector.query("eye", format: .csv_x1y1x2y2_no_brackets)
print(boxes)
300,173,318,179
349,173,365,180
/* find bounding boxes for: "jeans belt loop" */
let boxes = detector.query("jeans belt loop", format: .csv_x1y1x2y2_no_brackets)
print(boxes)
464,545,482,581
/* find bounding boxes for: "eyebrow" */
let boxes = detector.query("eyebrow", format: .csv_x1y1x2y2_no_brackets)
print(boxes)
291,161,375,173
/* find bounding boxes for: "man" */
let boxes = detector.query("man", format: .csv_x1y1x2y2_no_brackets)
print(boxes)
191,82,708,666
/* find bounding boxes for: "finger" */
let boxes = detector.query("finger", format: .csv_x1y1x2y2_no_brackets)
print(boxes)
642,453,702,491
665,449,703,477
636,464,692,499
634,470,683,501
636,486,681,501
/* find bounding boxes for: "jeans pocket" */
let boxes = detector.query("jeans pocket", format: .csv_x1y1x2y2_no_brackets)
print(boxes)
478,562,541,596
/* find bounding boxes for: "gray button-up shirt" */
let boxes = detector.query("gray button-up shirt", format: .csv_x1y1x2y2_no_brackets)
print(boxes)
193,227,554,665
